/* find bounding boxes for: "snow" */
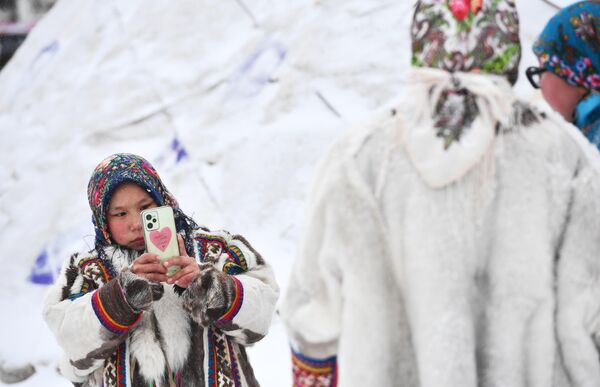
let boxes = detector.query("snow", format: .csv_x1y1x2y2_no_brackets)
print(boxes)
0,0,579,385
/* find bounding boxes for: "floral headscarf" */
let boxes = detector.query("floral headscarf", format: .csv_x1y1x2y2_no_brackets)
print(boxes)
87,153,195,251
411,0,522,85
533,1,600,91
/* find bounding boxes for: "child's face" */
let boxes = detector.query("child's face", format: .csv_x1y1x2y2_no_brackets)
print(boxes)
107,182,157,251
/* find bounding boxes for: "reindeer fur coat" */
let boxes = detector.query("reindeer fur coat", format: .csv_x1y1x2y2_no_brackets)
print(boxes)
44,228,279,387
280,68,600,387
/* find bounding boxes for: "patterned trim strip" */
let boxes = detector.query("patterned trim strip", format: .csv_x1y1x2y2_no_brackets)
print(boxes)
195,235,227,263
80,257,113,283
68,292,86,301
222,261,245,275
207,327,218,387
207,328,240,387
217,276,243,324
291,349,337,387
226,336,242,387
227,245,248,271
116,341,127,387
91,290,141,334
194,233,250,274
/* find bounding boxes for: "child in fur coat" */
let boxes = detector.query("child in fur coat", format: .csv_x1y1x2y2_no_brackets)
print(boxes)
43,153,279,387
280,1,600,386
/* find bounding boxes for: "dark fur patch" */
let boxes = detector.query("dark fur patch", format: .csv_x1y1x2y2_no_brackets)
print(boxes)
215,320,265,344
118,272,159,313
71,336,126,370
178,322,205,387
239,329,265,345
99,277,142,325
152,313,170,387
499,101,542,134
515,102,541,128
60,253,80,301
182,266,236,326
236,345,260,387
0,363,35,384
172,284,186,296
130,358,144,386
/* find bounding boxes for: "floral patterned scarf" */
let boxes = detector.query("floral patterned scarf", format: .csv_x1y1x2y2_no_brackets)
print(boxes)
408,0,521,160
533,1,600,92
411,0,521,85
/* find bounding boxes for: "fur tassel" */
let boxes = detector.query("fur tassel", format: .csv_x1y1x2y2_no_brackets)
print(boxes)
129,312,165,383
153,285,191,373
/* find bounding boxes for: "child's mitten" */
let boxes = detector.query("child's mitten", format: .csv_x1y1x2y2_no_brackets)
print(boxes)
118,271,164,313
181,263,237,326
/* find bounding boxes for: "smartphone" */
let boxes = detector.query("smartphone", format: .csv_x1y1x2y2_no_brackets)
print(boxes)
141,206,181,276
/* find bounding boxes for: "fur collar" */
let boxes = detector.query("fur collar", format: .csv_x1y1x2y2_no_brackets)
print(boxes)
400,68,515,188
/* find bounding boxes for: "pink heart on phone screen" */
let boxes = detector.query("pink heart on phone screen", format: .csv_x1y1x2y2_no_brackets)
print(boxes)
149,228,172,252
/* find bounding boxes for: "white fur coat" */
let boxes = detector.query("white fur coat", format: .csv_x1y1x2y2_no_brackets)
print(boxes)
280,68,600,387
44,228,279,387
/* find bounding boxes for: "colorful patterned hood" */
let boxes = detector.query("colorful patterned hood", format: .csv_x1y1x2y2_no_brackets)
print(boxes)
87,153,179,246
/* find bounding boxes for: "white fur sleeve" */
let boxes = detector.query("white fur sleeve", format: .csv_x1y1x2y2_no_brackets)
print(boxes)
43,254,140,381
191,229,280,345
43,290,104,381
557,164,600,387
279,143,381,361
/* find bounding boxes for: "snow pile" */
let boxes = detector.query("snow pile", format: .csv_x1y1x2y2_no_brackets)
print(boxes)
0,0,577,385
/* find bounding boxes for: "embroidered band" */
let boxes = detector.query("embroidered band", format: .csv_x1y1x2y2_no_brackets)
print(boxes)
291,349,337,387
227,245,248,270
217,276,243,324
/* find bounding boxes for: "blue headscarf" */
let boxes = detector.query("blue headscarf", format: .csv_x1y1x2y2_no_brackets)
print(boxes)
533,1,600,147
533,1,600,91
576,93,600,145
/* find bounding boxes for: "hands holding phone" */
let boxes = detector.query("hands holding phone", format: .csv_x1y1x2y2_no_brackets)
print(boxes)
131,235,200,288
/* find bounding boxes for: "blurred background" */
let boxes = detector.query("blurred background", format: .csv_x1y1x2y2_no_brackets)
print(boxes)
0,0,578,385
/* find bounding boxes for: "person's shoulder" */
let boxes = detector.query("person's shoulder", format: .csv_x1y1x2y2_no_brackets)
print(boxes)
512,98,598,169
191,227,265,269
318,106,402,176
338,107,400,157
502,98,562,141
192,227,256,252
508,99,549,128
58,249,108,280
192,226,230,239
51,249,107,297
303,105,406,200
62,249,99,267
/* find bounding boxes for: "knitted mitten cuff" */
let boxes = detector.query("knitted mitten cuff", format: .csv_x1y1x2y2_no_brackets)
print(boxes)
91,278,142,335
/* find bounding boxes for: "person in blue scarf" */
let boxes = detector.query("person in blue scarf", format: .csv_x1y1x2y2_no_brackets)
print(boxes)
529,1,600,149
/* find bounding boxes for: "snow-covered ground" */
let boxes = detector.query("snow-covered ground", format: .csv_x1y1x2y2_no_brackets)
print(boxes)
0,0,578,385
